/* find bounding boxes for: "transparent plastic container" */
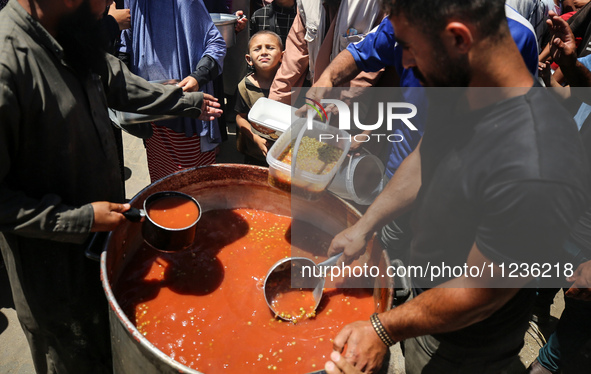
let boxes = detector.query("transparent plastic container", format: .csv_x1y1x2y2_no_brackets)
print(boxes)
267,117,351,199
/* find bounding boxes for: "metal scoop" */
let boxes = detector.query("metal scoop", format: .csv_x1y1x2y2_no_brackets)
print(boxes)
263,253,342,321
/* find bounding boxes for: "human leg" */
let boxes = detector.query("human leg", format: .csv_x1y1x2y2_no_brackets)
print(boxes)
535,297,591,373
379,212,412,306
1,235,113,374
531,288,560,325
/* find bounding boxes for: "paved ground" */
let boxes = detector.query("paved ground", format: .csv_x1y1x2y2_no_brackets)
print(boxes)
1,120,590,373
0,268,34,374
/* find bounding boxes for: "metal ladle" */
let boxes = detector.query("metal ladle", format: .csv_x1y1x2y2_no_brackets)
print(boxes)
123,191,201,253
263,253,342,321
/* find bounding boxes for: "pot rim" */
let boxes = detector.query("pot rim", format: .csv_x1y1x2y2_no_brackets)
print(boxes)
210,12,238,26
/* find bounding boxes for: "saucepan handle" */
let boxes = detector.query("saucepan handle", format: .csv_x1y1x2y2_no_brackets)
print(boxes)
122,207,145,222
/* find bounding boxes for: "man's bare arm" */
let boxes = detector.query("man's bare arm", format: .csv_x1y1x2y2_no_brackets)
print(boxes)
546,12,591,100
379,244,526,341
333,243,529,372
328,140,422,264
314,50,362,88
539,42,552,65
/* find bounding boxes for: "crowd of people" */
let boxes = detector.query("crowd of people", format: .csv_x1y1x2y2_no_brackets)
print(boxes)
2,0,591,373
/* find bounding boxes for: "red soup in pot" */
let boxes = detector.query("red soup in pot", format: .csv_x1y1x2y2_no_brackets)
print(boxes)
114,208,374,373
147,196,200,229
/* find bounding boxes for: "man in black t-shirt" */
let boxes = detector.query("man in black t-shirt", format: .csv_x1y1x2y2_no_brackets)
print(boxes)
324,1,590,373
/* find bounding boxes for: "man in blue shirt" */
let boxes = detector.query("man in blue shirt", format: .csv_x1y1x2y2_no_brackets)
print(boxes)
308,5,541,314
311,4,539,263
316,4,538,179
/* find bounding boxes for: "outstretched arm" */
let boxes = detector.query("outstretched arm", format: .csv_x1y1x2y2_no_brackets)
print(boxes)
315,50,362,89
546,11,591,104
103,54,221,121
269,10,309,104
332,244,527,373
327,140,422,265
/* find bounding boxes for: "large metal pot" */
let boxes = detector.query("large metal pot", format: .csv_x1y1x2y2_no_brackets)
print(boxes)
101,164,393,374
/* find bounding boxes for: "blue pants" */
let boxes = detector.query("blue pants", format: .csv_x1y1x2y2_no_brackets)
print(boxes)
537,296,591,372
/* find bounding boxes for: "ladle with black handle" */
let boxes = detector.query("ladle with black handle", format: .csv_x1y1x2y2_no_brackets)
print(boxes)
122,207,146,222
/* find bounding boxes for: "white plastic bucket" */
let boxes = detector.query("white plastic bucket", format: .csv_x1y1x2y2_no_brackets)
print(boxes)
328,153,385,205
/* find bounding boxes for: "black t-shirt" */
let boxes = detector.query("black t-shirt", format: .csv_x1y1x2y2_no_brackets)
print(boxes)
410,87,589,348
567,118,591,256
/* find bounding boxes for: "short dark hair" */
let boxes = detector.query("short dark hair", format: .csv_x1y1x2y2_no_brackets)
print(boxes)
384,0,508,42
248,30,284,51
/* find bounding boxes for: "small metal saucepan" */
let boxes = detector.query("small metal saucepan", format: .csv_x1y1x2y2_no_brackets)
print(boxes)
123,191,202,253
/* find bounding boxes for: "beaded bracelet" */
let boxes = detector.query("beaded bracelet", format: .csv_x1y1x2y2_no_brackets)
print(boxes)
370,313,396,347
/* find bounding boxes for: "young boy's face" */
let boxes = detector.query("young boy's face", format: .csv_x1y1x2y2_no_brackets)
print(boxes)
246,34,283,72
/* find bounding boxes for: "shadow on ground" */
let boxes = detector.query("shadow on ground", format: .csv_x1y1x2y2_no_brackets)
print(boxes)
0,262,14,335
124,166,132,181
0,262,14,309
